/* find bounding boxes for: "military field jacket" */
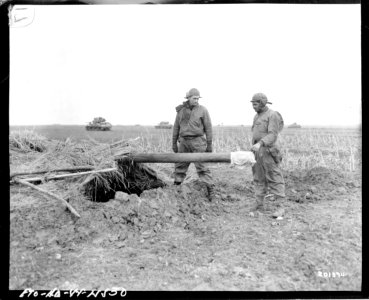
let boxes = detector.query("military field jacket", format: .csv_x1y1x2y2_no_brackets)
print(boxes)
172,103,212,145
251,107,281,147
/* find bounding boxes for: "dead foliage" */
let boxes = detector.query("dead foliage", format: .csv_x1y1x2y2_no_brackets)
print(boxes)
9,130,48,153
10,133,165,202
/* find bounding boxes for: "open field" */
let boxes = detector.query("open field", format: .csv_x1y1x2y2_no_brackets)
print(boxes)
10,125,362,172
9,125,362,292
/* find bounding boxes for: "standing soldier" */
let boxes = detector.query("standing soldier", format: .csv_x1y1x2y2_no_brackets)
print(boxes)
250,93,285,217
172,88,215,201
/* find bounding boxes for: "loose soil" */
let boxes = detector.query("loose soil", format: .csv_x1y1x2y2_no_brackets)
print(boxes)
9,153,362,291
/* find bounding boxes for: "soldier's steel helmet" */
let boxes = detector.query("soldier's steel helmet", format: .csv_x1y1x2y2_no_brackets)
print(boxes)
251,93,272,105
185,88,201,99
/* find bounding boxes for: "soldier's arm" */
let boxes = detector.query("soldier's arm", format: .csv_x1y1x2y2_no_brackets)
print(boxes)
172,112,180,144
203,108,213,146
251,115,257,145
260,113,279,146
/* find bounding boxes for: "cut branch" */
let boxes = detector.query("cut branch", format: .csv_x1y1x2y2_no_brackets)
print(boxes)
10,166,95,179
11,167,118,184
14,179,81,218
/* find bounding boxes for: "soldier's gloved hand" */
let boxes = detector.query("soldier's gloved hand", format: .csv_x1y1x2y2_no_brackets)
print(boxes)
251,142,262,152
172,143,178,153
206,144,213,153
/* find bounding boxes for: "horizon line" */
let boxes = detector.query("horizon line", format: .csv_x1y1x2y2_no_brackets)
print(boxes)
9,124,361,128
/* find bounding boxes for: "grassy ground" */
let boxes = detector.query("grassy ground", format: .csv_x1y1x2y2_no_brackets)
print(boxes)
10,125,361,172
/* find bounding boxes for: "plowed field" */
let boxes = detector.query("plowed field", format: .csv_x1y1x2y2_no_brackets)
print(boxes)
9,151,362,291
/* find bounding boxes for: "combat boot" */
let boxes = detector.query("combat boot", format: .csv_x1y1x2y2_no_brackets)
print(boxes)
271,195,286,218
250,196,264,211
207,185,216,201
263,194,275,211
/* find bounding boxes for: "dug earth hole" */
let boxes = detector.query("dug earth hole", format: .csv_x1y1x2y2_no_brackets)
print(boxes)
82,160,166,202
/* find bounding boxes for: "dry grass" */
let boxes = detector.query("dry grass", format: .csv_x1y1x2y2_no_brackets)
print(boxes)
212,127,361,173
9,129,48,153
27,137,115,171
9,129,166,202
145,128,361,173
9,126,361,176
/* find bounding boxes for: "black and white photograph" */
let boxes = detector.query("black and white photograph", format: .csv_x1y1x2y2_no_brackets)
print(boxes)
8,0,361,294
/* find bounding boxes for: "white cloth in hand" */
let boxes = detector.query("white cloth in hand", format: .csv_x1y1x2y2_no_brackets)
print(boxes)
230,151,256,169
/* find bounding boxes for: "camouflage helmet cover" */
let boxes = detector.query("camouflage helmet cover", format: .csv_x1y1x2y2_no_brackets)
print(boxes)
185,88,201,99
251,93,272,105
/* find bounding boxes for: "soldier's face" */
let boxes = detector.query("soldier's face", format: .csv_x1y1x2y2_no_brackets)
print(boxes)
252,101,264,113
188,96,200,106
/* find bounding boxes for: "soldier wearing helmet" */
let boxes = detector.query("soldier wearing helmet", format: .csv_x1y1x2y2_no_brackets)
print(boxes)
250,93,286,217
172,88,215,201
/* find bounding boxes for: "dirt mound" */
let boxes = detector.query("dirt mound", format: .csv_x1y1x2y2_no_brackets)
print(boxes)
78,180,223,245
12,180,222,250
303,166,346,185
284,166,360,203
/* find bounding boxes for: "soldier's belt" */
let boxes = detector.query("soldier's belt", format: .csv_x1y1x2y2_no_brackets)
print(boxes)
181,135,203,140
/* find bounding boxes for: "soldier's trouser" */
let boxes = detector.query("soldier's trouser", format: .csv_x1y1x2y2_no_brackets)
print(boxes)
252,147,285,199
174,136,214,186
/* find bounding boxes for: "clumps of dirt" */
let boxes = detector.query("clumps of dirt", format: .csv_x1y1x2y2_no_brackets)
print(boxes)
12,181,211,251
285,166,345,186
215,177,254,202
303,166,346,186
284,166,360,204
71,180,217,247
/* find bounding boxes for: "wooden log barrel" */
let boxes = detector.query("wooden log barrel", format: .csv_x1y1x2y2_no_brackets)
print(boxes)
114,152,231,163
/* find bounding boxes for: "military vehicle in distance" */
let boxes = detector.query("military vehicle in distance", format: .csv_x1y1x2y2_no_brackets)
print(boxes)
86,117,112,131
288,122,302,129
155,121,172,129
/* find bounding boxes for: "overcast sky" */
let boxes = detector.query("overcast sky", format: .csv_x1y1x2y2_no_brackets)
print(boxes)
9,4,361,126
